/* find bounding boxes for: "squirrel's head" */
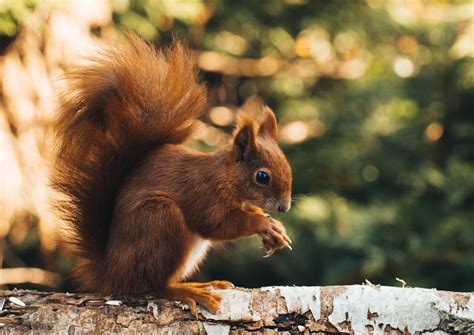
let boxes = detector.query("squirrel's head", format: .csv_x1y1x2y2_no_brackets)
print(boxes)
230,96,292,213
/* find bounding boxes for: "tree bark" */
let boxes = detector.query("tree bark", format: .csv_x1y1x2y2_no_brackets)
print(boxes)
0,286,472,334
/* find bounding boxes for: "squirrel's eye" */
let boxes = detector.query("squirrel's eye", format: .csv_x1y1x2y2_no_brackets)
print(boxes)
256,171,270,185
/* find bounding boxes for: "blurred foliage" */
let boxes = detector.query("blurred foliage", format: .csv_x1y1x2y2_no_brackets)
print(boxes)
0,0,35,37
1,0,473,292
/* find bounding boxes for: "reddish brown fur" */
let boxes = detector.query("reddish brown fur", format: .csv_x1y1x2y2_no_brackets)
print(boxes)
52,34,292,315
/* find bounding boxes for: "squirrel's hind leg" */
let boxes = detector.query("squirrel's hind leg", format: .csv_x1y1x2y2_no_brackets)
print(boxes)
117,192,226,316
106,192,191,294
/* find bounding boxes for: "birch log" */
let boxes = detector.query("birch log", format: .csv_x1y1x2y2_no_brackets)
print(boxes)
0,286,472,334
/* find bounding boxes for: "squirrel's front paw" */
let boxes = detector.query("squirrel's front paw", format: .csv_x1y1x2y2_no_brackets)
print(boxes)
258,217,292,257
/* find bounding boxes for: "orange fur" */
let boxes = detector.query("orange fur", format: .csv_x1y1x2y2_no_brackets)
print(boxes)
52,34,292,316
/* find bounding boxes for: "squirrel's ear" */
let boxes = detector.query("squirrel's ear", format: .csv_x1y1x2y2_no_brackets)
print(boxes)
257,106,278,141
233,118,256,162
240,95,278,141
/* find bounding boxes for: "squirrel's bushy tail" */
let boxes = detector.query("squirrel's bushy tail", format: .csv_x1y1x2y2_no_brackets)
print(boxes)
52,34,207,289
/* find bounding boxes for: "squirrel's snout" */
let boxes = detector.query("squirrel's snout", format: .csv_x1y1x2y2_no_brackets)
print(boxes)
277,200,291,213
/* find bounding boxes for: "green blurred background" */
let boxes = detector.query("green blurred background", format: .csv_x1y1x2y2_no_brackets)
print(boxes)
1,0,473,292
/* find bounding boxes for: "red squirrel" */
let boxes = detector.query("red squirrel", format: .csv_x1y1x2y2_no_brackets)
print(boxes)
52,34,292,316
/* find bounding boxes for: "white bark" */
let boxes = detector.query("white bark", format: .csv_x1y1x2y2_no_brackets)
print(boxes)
0,285,473,334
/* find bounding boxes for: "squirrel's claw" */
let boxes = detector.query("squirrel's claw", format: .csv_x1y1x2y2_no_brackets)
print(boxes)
263,248,275,258
280,231,292,245
262,240,292,257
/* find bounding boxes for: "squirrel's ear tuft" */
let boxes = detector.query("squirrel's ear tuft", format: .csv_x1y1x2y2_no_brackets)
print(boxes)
240,95,278,141
257,106,278,141
240,95,265,115
233,117,256,162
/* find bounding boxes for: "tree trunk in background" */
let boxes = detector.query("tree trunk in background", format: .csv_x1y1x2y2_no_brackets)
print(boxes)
0,286,473,334
0,1,112,258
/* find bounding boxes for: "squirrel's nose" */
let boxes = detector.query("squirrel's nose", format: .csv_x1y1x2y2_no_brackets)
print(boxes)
278,201,291,213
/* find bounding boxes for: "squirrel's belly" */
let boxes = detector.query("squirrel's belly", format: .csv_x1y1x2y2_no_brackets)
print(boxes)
180,237,211,279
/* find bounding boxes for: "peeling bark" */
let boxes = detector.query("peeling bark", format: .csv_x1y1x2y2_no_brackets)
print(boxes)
0,286,472,334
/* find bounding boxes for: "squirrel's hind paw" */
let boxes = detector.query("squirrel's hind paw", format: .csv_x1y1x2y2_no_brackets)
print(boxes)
164,283,223,316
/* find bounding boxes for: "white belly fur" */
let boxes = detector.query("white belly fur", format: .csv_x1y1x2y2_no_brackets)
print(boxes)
180,237,211,279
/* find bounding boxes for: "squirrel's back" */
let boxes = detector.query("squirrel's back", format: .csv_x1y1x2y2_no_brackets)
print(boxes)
52,34,207,290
